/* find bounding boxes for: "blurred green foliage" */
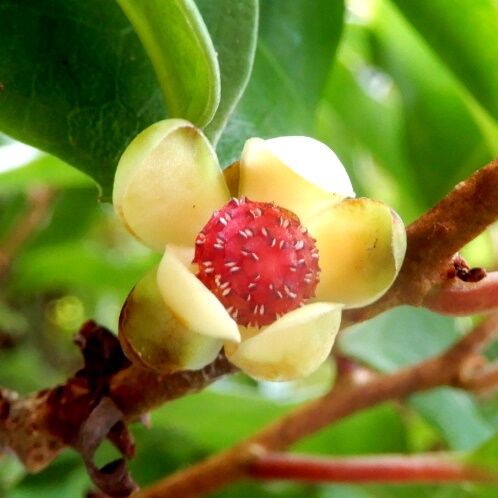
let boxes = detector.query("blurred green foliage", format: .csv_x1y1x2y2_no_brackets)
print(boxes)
1,0,498,496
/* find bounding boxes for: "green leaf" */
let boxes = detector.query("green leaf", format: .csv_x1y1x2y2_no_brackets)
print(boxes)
117,0,220,128
217,0,345,165
340,307,460,371
321,57,423,221
391,0,498,124
0,155,93,194
297,403,407,456
0,0,166,199
370,1,492,206
341,307,493,450
196,0,259,144
411,388,494,451
152,388,292,450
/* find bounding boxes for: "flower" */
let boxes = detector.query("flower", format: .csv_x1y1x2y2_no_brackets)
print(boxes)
113,119,406,381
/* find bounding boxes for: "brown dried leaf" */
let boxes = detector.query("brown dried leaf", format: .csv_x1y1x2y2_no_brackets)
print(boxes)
76,397,138,498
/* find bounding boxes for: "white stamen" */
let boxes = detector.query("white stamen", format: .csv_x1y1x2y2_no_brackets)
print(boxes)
294,240,305,250
270,238,277,248
219,217,228,226
229,266,240,273
222,287,231,297
261,227,269,237
239,230,248,239
259,305,265,315
225,261,237,267
251,252,260,261
279,240,285,250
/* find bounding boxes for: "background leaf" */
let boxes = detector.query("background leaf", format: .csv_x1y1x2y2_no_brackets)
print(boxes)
217,0,345,166
341,307,493,450
391,0,498,124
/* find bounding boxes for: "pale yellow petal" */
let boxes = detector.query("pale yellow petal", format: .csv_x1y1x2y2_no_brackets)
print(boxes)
238,136,354,222
310,198,407,308
157,245,240,342
225,302,342,381
119,268,223,373
113,119,230,251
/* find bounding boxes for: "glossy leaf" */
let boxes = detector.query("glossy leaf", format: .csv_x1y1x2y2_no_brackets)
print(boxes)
117,0,220,128
196,0,259,144
0,1,160,198
217,0,345,165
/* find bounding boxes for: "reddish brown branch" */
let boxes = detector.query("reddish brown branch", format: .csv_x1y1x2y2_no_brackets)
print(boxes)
465,361,498,394
248,452,494,484
425,271,498,316
135,314,498,498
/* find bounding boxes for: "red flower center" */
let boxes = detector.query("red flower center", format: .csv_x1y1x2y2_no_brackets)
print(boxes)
194,198,320,327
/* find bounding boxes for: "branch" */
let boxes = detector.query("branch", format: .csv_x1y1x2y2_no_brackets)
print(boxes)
248,452,495,484
135,314,498,498
425,271,498,316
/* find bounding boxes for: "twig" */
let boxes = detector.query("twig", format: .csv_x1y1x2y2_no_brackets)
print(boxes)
134,314,498,498
248,452,495,484
465,361,498,394
425,271,498,316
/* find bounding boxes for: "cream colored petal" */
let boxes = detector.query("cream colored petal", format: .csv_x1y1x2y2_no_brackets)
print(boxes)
225,302,342,382
119,268,224,373
157,245,240,342
113,119,230,251
310,198,407,308
238,136,354,222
